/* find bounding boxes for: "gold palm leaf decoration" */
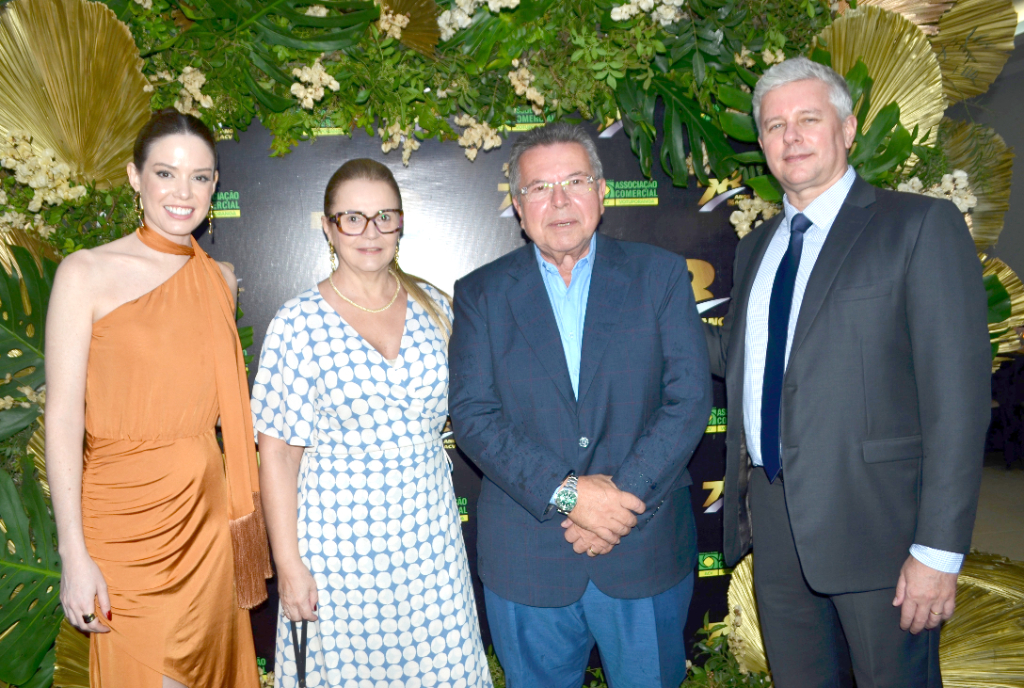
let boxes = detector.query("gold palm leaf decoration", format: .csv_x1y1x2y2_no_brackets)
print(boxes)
0,0,151,188
855,0,954,34
53,619,90,688
816,6,946,145
930,0,1017,104
939,553,1024,686
383,0,440,58
981,255,1024,370
0,226,61,276
939,118,1014,250
28,414,47,497
722,554,769,676
724,552,1024,681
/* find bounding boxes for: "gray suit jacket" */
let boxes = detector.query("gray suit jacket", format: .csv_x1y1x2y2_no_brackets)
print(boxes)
706,176,991,594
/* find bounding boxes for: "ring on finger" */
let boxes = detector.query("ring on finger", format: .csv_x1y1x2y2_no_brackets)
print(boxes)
588,547,597,557
82,613,96,624
929,610,942,616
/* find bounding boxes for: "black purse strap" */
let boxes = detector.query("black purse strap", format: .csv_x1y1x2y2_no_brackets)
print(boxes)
290,619,308,688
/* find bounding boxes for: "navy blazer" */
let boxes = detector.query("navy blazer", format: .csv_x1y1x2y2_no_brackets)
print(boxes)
449,233,712,607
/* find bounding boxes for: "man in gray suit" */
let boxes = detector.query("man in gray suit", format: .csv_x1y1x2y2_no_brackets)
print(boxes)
706,57,990,686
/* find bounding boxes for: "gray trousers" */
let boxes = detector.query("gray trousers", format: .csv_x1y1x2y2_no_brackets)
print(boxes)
749,468,942,688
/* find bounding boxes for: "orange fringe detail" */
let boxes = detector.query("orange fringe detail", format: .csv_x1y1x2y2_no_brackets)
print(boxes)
230,491,273,609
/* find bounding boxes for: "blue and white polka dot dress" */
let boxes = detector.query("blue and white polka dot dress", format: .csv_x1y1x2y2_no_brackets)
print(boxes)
252,284,492,688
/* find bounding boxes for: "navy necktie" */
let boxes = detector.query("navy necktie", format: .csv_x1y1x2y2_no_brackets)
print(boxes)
760,213,812,483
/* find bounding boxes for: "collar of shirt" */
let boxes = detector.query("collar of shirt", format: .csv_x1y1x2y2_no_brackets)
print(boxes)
781,165,857,235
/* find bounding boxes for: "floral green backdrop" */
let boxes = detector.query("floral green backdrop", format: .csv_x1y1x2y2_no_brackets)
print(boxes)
1,0,1023,684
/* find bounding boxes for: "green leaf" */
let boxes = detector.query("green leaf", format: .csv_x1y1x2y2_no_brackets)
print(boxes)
615,78,656,179
809,46,832,68
14,643,54,688
856,124,914,184
717,84,753,113
0,461,63,685
746,174,783,202
692,51,706,87
254,20,366,51
651,75,738,185
249,49,293,86
725,150,767,164
843,60,872,125
985,273,1012,324
244,70,294,113
848,101,901,168
719,111,758,142
0,248,55,441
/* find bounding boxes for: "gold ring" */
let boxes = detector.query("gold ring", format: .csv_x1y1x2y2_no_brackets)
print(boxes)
82,613,96,623
930,611,942,616
588,547,597,557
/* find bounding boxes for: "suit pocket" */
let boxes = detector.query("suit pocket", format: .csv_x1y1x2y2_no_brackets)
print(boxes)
834,281,893,302
862,435,923,463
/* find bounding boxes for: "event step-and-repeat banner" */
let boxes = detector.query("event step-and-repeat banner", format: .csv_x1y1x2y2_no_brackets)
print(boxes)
199,112,742,672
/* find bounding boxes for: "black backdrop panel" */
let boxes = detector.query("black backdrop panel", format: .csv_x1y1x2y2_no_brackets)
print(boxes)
201,119,740,671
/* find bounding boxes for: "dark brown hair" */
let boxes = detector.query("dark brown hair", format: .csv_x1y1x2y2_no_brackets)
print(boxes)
133,108,217,170
322,158,451,342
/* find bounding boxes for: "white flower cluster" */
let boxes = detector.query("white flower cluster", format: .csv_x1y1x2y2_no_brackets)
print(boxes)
508,59,545,115
0,188,7,206
685,141,711,177
0,210,54,239
175,67,214,116
610,0,686,27
133,0,153,10
291,59,341,110
729,193,782,238
898,169,977,213
762,47,785,65
438,0,520,41
305,4,329,16
0,384,43,410
734,47,755,68
453,114,502,161
1,132,88,214
378,7,411,40
378,121,421,165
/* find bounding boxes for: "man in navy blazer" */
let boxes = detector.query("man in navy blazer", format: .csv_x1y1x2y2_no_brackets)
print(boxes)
449,123,712,688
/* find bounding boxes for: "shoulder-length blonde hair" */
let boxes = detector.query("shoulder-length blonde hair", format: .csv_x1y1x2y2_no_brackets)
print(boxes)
323,158,452,343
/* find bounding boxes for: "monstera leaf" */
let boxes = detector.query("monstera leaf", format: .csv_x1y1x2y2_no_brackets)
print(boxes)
0,460,64,685
0,247,57,441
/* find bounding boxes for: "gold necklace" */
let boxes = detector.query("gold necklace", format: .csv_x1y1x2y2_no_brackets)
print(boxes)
328,269,401,313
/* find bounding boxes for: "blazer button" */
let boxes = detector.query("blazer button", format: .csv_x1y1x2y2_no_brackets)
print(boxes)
579,437,589,448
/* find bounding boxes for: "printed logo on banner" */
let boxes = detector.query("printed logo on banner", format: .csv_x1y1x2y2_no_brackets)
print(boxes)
312,118,345,136
503,106,546,131
212,190,240,218
706,407,727,434
703,480,724,514
457,496,469,523
698,551,732,577
604,179,658,206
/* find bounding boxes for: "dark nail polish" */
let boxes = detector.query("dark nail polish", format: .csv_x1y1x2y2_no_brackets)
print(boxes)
314,604,317,611
107,611,113,621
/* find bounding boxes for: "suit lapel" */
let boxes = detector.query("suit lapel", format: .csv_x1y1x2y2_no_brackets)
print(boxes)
506,246,577,409
788,177,877,359
577,235,631,406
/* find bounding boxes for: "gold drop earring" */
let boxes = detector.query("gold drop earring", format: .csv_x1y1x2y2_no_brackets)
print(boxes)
329,242,338,271
134,192,145,228
207,204,215,239
393,241,400,269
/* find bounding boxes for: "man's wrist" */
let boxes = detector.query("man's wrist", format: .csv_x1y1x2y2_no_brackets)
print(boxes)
909,544,963,574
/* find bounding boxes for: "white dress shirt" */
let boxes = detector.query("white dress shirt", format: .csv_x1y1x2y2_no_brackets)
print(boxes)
741,166,962,574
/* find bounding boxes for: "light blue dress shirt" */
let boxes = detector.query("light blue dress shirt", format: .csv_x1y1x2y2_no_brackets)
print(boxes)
535,232,597,399
742,166,961,574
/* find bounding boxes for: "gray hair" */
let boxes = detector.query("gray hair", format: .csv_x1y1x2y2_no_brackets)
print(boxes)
507,123,604,198
752,57,853,134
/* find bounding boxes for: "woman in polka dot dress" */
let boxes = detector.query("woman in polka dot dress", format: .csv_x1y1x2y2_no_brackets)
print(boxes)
253,159,492,688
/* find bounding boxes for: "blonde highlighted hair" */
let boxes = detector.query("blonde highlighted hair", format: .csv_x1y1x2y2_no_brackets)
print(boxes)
323,159,452,343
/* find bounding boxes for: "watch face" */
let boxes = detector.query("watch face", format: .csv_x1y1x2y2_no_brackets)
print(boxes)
555,489,577,514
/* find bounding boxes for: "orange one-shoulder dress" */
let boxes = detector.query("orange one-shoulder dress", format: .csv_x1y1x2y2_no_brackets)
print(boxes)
81,228,262,687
